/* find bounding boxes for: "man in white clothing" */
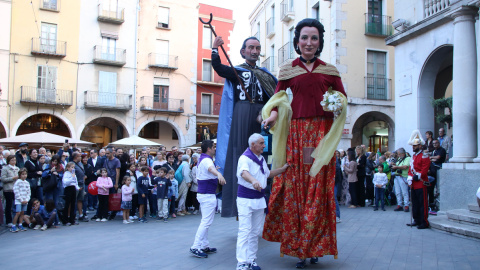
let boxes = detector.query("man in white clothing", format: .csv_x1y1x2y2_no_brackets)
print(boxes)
235,133,288,270
190,140,226,258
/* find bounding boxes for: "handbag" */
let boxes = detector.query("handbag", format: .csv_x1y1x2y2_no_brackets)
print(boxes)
43,174,57,192
108,193,122,211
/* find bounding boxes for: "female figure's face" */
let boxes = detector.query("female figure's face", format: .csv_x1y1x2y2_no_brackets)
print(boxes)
139,157,147,166
39,155,46,164
426,133,431,139
30,149,38,159
82,156,88,164
9,157,16,165
297,26,320,60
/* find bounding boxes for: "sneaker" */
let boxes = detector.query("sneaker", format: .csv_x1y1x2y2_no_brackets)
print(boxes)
88,207,95,211
129,216,134,220
101,218,107,222
18,224,27,231
133,215,138,219
33,225,41,230
296,259,306,269
10,225,18,233
190,248,208,258
79,216,89,222
177,212,185,216
73,221,79,225
96,218,101,222
156,217,163,221
348,205,356,209
310,257,319,264
236,263,250,270
382,208,386,211
404,206,410,212
128,219,134,223
123,220,129,224
429,210,437,215
28,223,35,229
138,218,145,223
91,215,98,221
374,207,379,211
394,206,403,211
336,217,342,223
108,215,115,221
142,217,148,223
41,224,48,231
202,247,217,254
172,213,177,218
184,211,191,215
7,223,13,228
193,210,199,215
251,259,262,270
163,218,168,223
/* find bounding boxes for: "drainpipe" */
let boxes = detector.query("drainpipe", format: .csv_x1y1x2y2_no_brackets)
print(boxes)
132,0,139,137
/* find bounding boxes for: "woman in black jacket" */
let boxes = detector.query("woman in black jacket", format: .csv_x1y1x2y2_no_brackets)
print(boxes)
25,149,43,214
365,153,376,206
355,146,367,207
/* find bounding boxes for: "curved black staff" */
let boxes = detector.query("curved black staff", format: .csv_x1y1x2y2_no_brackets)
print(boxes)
200,13,253,103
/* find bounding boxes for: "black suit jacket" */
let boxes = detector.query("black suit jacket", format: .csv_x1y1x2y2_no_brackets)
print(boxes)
87,156,105,179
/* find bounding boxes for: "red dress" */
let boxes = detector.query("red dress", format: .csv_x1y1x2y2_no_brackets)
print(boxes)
263,58,346,259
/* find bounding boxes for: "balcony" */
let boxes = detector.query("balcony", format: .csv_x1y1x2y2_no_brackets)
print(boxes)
97,5,125,24
365,14,393,37
365,76,392,101
280,0,294,22
261,56,276,73
148,53,178,70
424,0,450,19
40,0,59,12
140,97,184,114
200,103,212,115
84,91,132,112
278,42,295,65
253,32,260,40
266,17,275,38
93,46,126,66
31,38,66,58
20,86,73,106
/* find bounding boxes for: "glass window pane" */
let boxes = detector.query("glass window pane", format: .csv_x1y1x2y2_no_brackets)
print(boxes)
203,60,212,81
203,27,212,49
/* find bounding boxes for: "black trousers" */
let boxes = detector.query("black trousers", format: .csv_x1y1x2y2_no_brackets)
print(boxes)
62,186,77,224
412,187,429,226
98,195,109,219
4,191,14,224
356,175,366,206
349,182,358,206
130,194,138,217
365,174,374,201
427,180,437,205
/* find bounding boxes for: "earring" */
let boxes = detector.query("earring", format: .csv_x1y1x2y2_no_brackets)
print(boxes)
296,46,299,51
316,48,321,53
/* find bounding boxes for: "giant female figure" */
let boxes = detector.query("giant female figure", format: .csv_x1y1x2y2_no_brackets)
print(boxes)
262,18,347,268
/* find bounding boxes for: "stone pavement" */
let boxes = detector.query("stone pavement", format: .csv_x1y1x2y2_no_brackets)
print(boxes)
1,205,479,270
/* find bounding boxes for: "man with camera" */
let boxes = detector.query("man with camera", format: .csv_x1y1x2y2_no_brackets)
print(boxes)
391,148,411,212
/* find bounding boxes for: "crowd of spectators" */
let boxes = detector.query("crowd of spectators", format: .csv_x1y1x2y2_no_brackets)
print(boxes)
0,142,204,232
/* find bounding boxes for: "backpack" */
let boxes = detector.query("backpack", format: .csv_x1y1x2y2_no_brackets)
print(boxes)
174,163,185,184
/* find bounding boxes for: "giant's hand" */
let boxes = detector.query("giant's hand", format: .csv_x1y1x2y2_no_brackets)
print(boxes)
261,111,278,129
218,174,226,186
213,36,224,49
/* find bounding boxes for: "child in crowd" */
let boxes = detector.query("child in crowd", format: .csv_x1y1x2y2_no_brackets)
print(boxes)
343,151,358,208
149,170,158,218
25,199,57,230
96,168,113,222
137,166,151,223
11,168,30,232
167,169,178,218
62,162,79,226
121,176,135,224
154,167,171,222
126,163,138,220
373,165,388,211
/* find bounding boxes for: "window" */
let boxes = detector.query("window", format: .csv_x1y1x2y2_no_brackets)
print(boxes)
40,23,57,53
155,39,169,66
203,60,213,82
289,27,295,59
312,2,319,20
98,71,117,106
37,65,57,103
158,6,169,28
202,26,212,49
153,77,169,110
102,0,119,18
366,50,387,100
201,94,212,114
42,0,58,10
368,0,382,16
101,37,116,61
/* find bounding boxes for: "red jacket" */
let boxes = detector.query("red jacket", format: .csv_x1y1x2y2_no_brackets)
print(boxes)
408,151,431,190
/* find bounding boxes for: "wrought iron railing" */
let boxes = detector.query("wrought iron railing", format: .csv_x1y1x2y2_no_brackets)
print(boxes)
148,53,178,69
40,0,59,11
84,91,132,111
97,5,125,24
278,42,295,65
140,97,184,113
365,14,393,37
424,0,450,19
365,76,392,100
266,17,275,38
31,38,66,57
20,86,73,106
201,103,212,115
93,46,126,66
280,0,294,22
261,56,276,72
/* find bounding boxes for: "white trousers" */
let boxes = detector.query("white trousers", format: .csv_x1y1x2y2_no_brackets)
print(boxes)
394,176,410,207
177,181,189,212
157,198,169,218
191,194,216,250
236,200,265,264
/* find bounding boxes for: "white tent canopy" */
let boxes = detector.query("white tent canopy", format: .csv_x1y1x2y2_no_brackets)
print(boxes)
108,135,162,148
0,131,94,148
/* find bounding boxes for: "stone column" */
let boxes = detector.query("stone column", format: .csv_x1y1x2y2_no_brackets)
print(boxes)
449,6,478,163
475,5,480,163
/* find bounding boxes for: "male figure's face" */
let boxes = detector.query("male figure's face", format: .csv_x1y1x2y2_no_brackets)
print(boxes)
196,148,202,154
142,151,147,158
106,150,113,160
90,150,97,159
116,149,123,157
172,146,178,153
99,149,105,157
251,138,265,156
439,128,445,137
433,140,440,149
241,39,261,65
412,144,421,153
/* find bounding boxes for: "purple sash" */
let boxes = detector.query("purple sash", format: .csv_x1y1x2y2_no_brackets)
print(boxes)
242,148,265,175
197,153,212,168
237,184,265,199
197,178,218,194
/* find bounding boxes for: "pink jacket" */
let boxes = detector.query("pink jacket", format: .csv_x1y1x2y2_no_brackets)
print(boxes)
96,176,113,195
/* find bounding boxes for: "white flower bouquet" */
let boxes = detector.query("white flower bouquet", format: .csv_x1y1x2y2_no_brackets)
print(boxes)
320,87,343,114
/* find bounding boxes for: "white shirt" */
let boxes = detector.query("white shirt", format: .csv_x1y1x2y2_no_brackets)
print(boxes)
197,157,216,180
92,157,97,167
236,152,270,210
